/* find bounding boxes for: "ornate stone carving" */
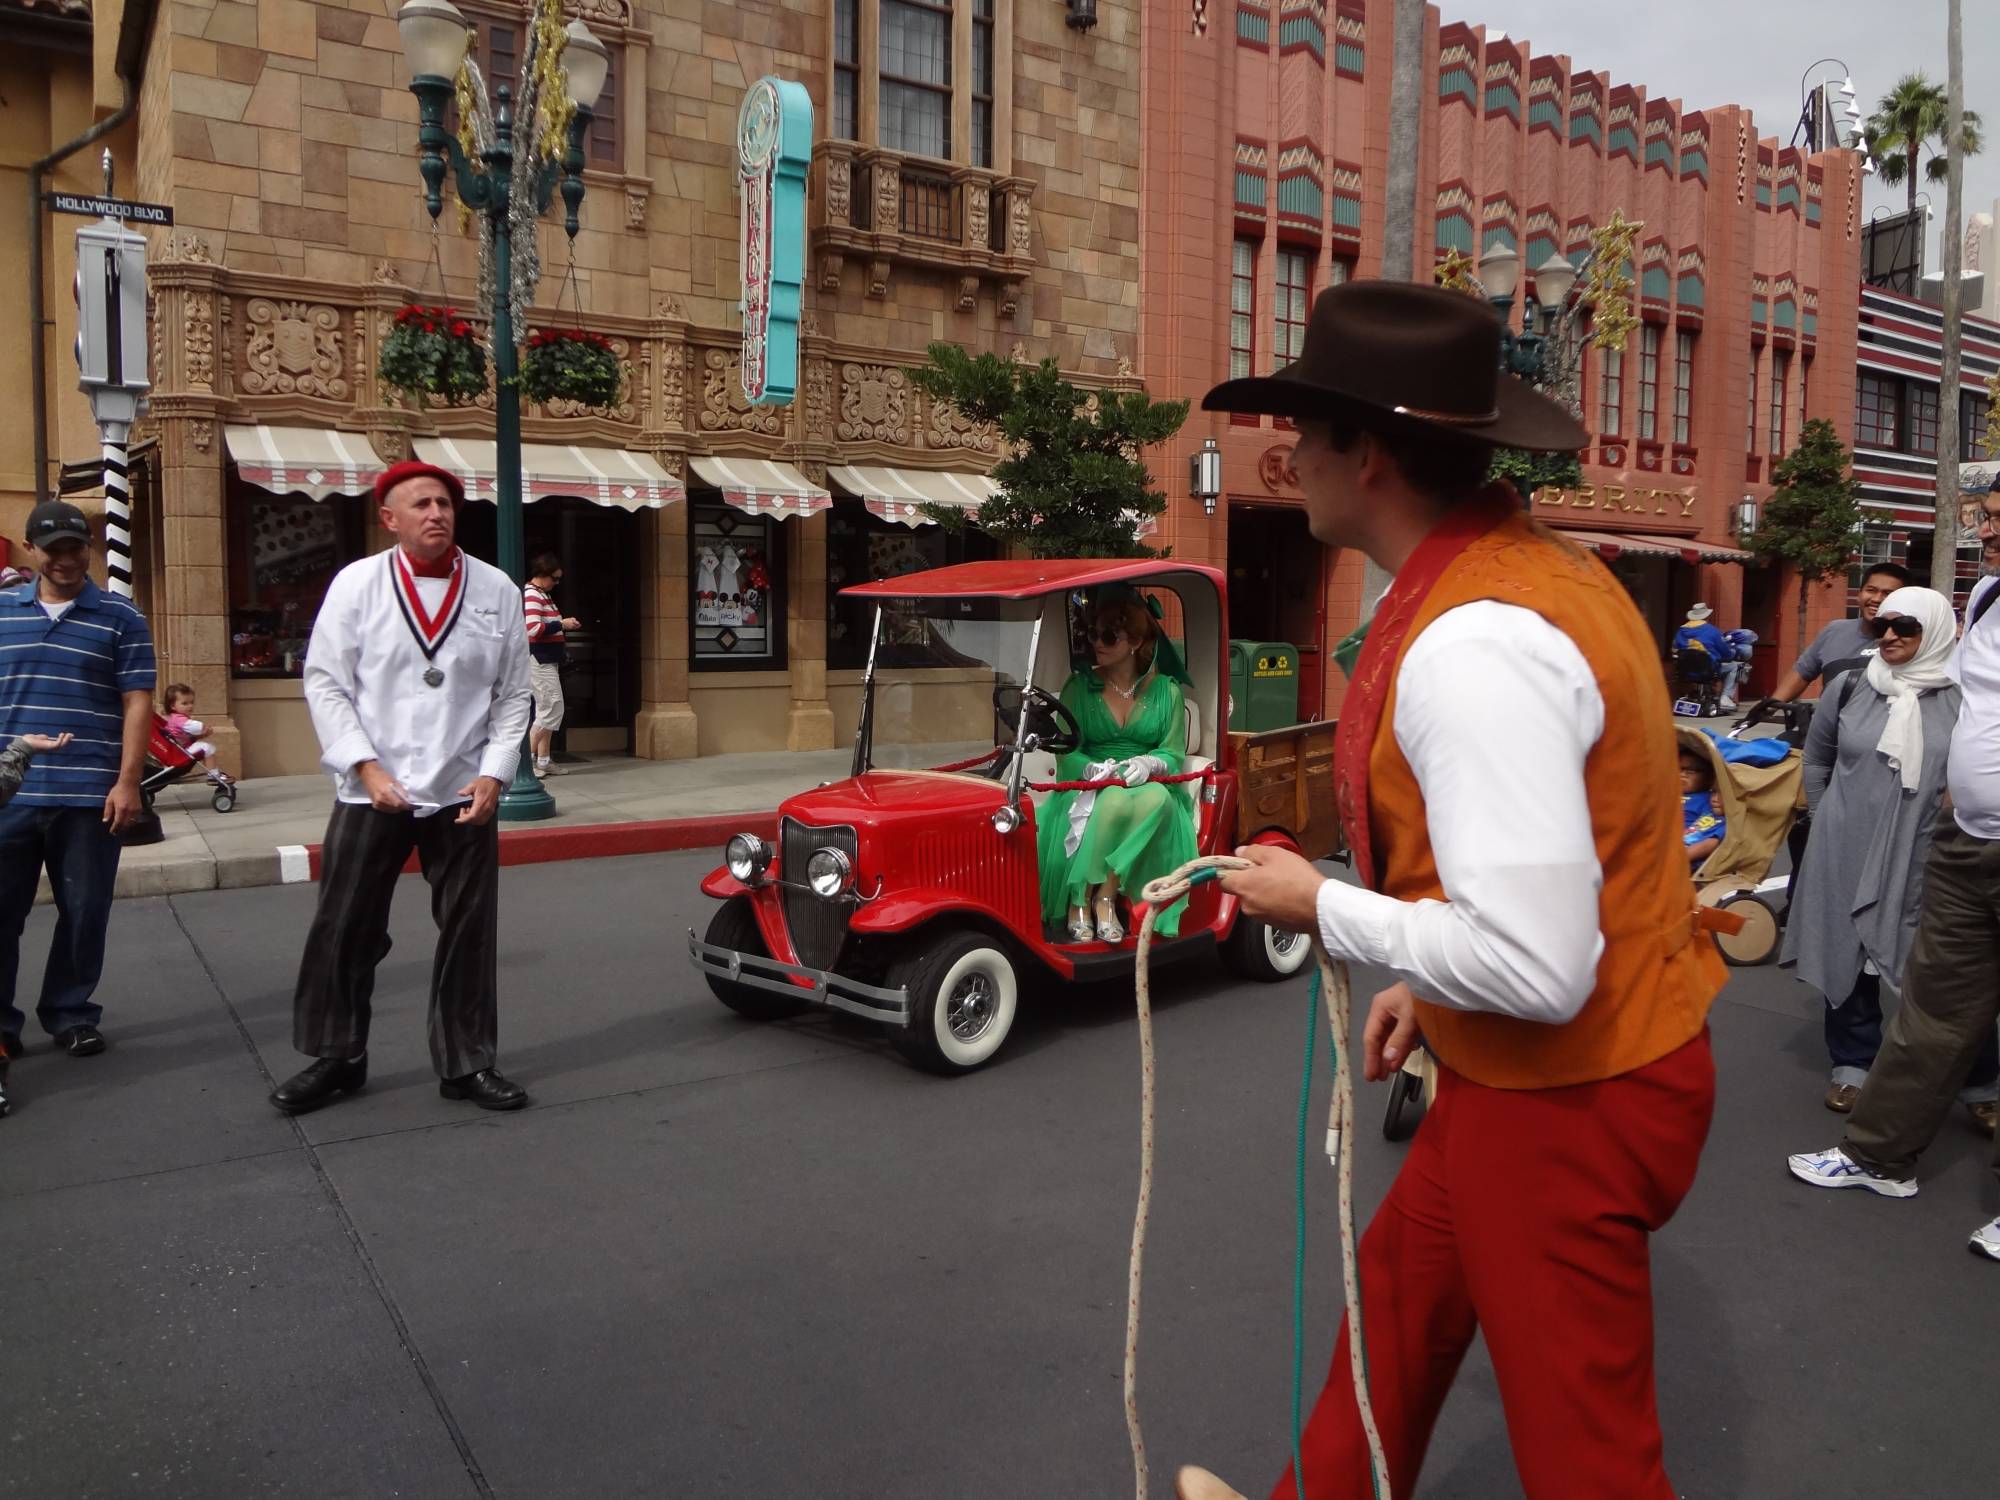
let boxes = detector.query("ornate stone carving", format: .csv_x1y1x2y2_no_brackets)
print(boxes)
242,299,350,400
373,428,412,463
837,363,909,443
659,451,685,479
1009,341,1029,365
190,418,214,455
801,314,822,339
656,294,686,320
638,339,653,423
797,459,828,487
661,342,686,427
956,275,979,312
818,250,845,293
1001,281,1024,319
803,357,834,438
625,185,648,230
184,292,215,393
825,157,851,226
160,234,213,264
1116,353,1134,380
924,393,998,454
965,183,990,247
352,310,367,398
219,296,234,393
371,262,403,286
698,347,784,435
566,0,631,25
874,162,900,232
1009,194,1031,256
867,257,890,299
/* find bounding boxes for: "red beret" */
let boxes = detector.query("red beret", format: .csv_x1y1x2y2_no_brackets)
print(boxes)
373,460,465,507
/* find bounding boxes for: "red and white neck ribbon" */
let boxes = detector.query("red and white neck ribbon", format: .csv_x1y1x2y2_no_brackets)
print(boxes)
390,546,466,662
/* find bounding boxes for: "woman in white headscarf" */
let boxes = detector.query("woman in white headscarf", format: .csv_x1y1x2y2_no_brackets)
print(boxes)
1784,585,1998,1126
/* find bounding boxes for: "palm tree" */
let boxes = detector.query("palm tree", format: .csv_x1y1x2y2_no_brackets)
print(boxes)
1865,72,1985,215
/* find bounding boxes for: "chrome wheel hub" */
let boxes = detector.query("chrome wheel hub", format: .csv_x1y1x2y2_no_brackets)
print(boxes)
946,972,995,1041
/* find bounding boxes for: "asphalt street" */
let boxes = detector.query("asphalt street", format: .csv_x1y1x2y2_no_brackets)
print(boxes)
3,850,1996,1499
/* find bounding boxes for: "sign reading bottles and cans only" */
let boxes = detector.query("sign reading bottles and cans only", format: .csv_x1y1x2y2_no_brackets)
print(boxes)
736,75,812,407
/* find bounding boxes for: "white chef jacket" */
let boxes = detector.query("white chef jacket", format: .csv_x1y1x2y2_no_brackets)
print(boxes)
304,548,533,814
1315,600,1608,1025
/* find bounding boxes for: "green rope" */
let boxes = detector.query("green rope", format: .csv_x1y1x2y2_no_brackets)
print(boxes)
1291,965,1320,1500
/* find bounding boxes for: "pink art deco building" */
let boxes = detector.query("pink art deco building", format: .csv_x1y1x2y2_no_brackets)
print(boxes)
1139,2,1865,716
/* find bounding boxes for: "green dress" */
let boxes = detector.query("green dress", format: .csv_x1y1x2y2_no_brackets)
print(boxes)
1036,670,1199,936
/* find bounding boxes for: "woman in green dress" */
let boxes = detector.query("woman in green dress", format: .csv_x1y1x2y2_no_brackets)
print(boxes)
1036,595,1200,942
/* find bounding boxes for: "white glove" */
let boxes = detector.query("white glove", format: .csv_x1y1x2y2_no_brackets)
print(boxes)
1084,758,1118,784
1116,755,1166,786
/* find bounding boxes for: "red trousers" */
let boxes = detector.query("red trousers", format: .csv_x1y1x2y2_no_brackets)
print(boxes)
1270,1030,1714,1500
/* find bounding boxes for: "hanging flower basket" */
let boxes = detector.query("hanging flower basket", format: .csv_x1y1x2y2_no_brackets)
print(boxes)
520,328,623,410
378,305,488,406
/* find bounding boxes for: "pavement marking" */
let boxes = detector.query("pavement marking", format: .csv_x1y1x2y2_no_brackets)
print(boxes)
277,843,312,883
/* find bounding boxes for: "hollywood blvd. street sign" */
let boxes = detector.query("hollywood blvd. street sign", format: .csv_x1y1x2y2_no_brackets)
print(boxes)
737,75,811,407
47,193,174,225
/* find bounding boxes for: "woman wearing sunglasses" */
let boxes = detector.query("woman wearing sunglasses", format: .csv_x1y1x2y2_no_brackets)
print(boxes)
1036,593,1199,943
1784,585,1999,1128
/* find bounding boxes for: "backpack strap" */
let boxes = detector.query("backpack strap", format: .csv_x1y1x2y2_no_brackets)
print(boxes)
1971,579,2000,632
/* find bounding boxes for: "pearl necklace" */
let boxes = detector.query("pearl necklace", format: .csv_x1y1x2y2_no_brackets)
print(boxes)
1103,670,1147,701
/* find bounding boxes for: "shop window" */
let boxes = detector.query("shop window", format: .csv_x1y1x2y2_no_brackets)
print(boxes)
1962,390,1992,461
1672,330,1694,445
1598,346,1623,437
1637,324,1660,441
1769,350,1791,456
1907,382,1939,457
827,501,1001,670
228,487,369,679
1229,238,1257,380
1855,372,1899,449
691,503,786,669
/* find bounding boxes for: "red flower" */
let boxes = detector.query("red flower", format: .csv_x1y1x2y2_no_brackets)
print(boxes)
452,322,472,337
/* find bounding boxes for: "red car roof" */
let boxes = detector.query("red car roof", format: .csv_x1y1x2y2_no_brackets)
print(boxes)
839,559,1224,601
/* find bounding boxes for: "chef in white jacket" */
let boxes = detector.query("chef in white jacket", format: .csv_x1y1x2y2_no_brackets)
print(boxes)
270,461,534,1117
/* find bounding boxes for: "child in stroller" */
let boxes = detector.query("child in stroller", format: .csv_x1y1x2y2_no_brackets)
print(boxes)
145,683,238,813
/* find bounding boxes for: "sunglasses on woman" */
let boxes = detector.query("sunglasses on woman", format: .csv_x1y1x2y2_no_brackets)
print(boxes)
1093,625,1127,647
1881,615,1924,639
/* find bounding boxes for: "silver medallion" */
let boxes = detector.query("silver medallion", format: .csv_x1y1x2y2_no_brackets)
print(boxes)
423,666,445,688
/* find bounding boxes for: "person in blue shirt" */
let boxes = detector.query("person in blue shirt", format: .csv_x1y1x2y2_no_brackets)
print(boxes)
1680,748,1726,868
1672,603,1732,707
0,499,156,1080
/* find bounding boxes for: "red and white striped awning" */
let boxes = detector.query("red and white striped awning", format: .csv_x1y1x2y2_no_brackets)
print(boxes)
690,456,831,517
830,464,998,526
225,425,383,500
415,438,681,510
1558,529,1753,565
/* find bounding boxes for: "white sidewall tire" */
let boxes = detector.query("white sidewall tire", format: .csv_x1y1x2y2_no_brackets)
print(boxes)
1264,924,1312,977
926,945,1018,1070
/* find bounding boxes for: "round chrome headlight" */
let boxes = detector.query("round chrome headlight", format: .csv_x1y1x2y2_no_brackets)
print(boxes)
725,833,772,884
805,846,853,898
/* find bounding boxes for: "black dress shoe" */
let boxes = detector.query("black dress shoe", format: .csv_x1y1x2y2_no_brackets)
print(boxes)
55,1025,105,1057
439,1068,528,1111
270,1055,367,1115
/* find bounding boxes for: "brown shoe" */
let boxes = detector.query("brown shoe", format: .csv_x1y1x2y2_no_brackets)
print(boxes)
1968,1100,1999,1137
1825,1082,1861,1113
1176,1468,1248,1500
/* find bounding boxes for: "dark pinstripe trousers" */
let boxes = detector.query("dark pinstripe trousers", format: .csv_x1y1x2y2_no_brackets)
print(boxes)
291,800,500,1080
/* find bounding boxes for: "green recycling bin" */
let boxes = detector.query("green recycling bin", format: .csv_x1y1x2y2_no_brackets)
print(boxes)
1230,640,1298,731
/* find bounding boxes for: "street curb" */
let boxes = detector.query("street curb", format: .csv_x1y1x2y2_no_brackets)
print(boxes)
277,810,780,883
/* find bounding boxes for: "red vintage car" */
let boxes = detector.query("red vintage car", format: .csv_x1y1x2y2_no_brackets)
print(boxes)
687,558,1341,1073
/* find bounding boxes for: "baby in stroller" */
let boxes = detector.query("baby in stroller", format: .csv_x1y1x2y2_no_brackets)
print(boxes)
144,683,239,813
162,683,217,761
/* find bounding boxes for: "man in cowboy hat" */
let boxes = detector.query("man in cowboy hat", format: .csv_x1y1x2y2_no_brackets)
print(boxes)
1189,281,1726,1500
269,461,534,1117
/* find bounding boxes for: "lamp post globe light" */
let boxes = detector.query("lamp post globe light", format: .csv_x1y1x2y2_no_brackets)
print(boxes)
1476,244,1589,413
395,0,606,820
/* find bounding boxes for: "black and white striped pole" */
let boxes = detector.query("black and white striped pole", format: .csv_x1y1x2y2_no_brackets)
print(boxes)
97,418,134,597
72,155,150,598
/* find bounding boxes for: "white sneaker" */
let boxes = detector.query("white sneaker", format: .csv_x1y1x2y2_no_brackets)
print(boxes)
532,760,550,779
1787,1146,1918,1197
1970,1217,2000,1261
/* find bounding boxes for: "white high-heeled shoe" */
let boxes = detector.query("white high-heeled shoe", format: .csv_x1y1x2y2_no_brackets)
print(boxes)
1093,893,1125,944
1067,907,1096,943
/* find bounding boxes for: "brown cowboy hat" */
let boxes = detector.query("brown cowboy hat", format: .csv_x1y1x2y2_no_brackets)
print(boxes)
1203,279,1589,453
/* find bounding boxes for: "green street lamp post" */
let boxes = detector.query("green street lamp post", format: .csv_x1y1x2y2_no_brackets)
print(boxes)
394,0,610,820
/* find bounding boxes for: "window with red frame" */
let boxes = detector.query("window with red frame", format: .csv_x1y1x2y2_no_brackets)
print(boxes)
1637,325,1660,440
1906,381,1939,457
1672,330,1694,445
1746,349,1759,454
1598,346,1623,437
1855,373,1899,448
1769,351,1792,455
1275,249,1311,362
1229,239,1257,422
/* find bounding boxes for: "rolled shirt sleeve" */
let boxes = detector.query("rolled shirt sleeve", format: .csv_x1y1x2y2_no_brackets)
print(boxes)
1314,601,1608,1025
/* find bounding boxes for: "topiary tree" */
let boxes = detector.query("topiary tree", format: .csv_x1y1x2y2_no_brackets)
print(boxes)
1746,417,1865,647
906,344,1188,558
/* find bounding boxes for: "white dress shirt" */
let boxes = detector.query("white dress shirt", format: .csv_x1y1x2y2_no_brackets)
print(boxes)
1949,574,2000,839
1315,600,1607,1024
305,549,533,814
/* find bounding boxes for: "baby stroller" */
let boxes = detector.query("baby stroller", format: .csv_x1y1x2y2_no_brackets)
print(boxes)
1380,727,1803,1143
1679,726,1804,967
142,713,238,813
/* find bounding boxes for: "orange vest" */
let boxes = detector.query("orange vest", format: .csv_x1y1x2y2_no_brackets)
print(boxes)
1368,512,1724,1089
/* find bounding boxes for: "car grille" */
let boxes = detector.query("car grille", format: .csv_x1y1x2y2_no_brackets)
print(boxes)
780,817,858,970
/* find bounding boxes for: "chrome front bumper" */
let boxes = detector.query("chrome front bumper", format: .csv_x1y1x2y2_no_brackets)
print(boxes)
687,930,913,1026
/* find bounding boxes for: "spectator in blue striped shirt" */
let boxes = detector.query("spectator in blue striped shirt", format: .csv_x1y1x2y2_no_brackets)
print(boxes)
0,499,156,1070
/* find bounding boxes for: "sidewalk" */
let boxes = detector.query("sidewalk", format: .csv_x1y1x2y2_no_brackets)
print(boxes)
86,749,852,902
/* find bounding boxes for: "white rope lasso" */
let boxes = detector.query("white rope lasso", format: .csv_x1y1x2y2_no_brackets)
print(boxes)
1125,855,1392,1500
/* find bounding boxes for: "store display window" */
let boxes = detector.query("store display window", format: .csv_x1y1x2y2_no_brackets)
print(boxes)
826,500,999,670
227,487,369,678
690,502,786,668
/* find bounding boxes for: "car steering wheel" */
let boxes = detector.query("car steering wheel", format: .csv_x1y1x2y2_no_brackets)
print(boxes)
992,683,1082,755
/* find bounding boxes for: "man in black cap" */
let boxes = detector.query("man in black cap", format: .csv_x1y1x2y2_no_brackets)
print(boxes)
1184,281,1726,1500
0,499,157,1091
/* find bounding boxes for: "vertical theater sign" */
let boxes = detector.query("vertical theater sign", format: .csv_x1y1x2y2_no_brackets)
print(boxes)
737,76,811,407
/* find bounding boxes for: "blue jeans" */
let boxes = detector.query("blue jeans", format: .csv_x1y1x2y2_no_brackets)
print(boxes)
1716,660,1748,703
0,803,123,1044
1826,969,2000,1101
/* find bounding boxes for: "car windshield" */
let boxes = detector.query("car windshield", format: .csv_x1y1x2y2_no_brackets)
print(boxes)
853,597,1045,773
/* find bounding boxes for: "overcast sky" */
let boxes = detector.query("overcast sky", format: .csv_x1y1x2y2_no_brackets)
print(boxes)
1462,0,1998,262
